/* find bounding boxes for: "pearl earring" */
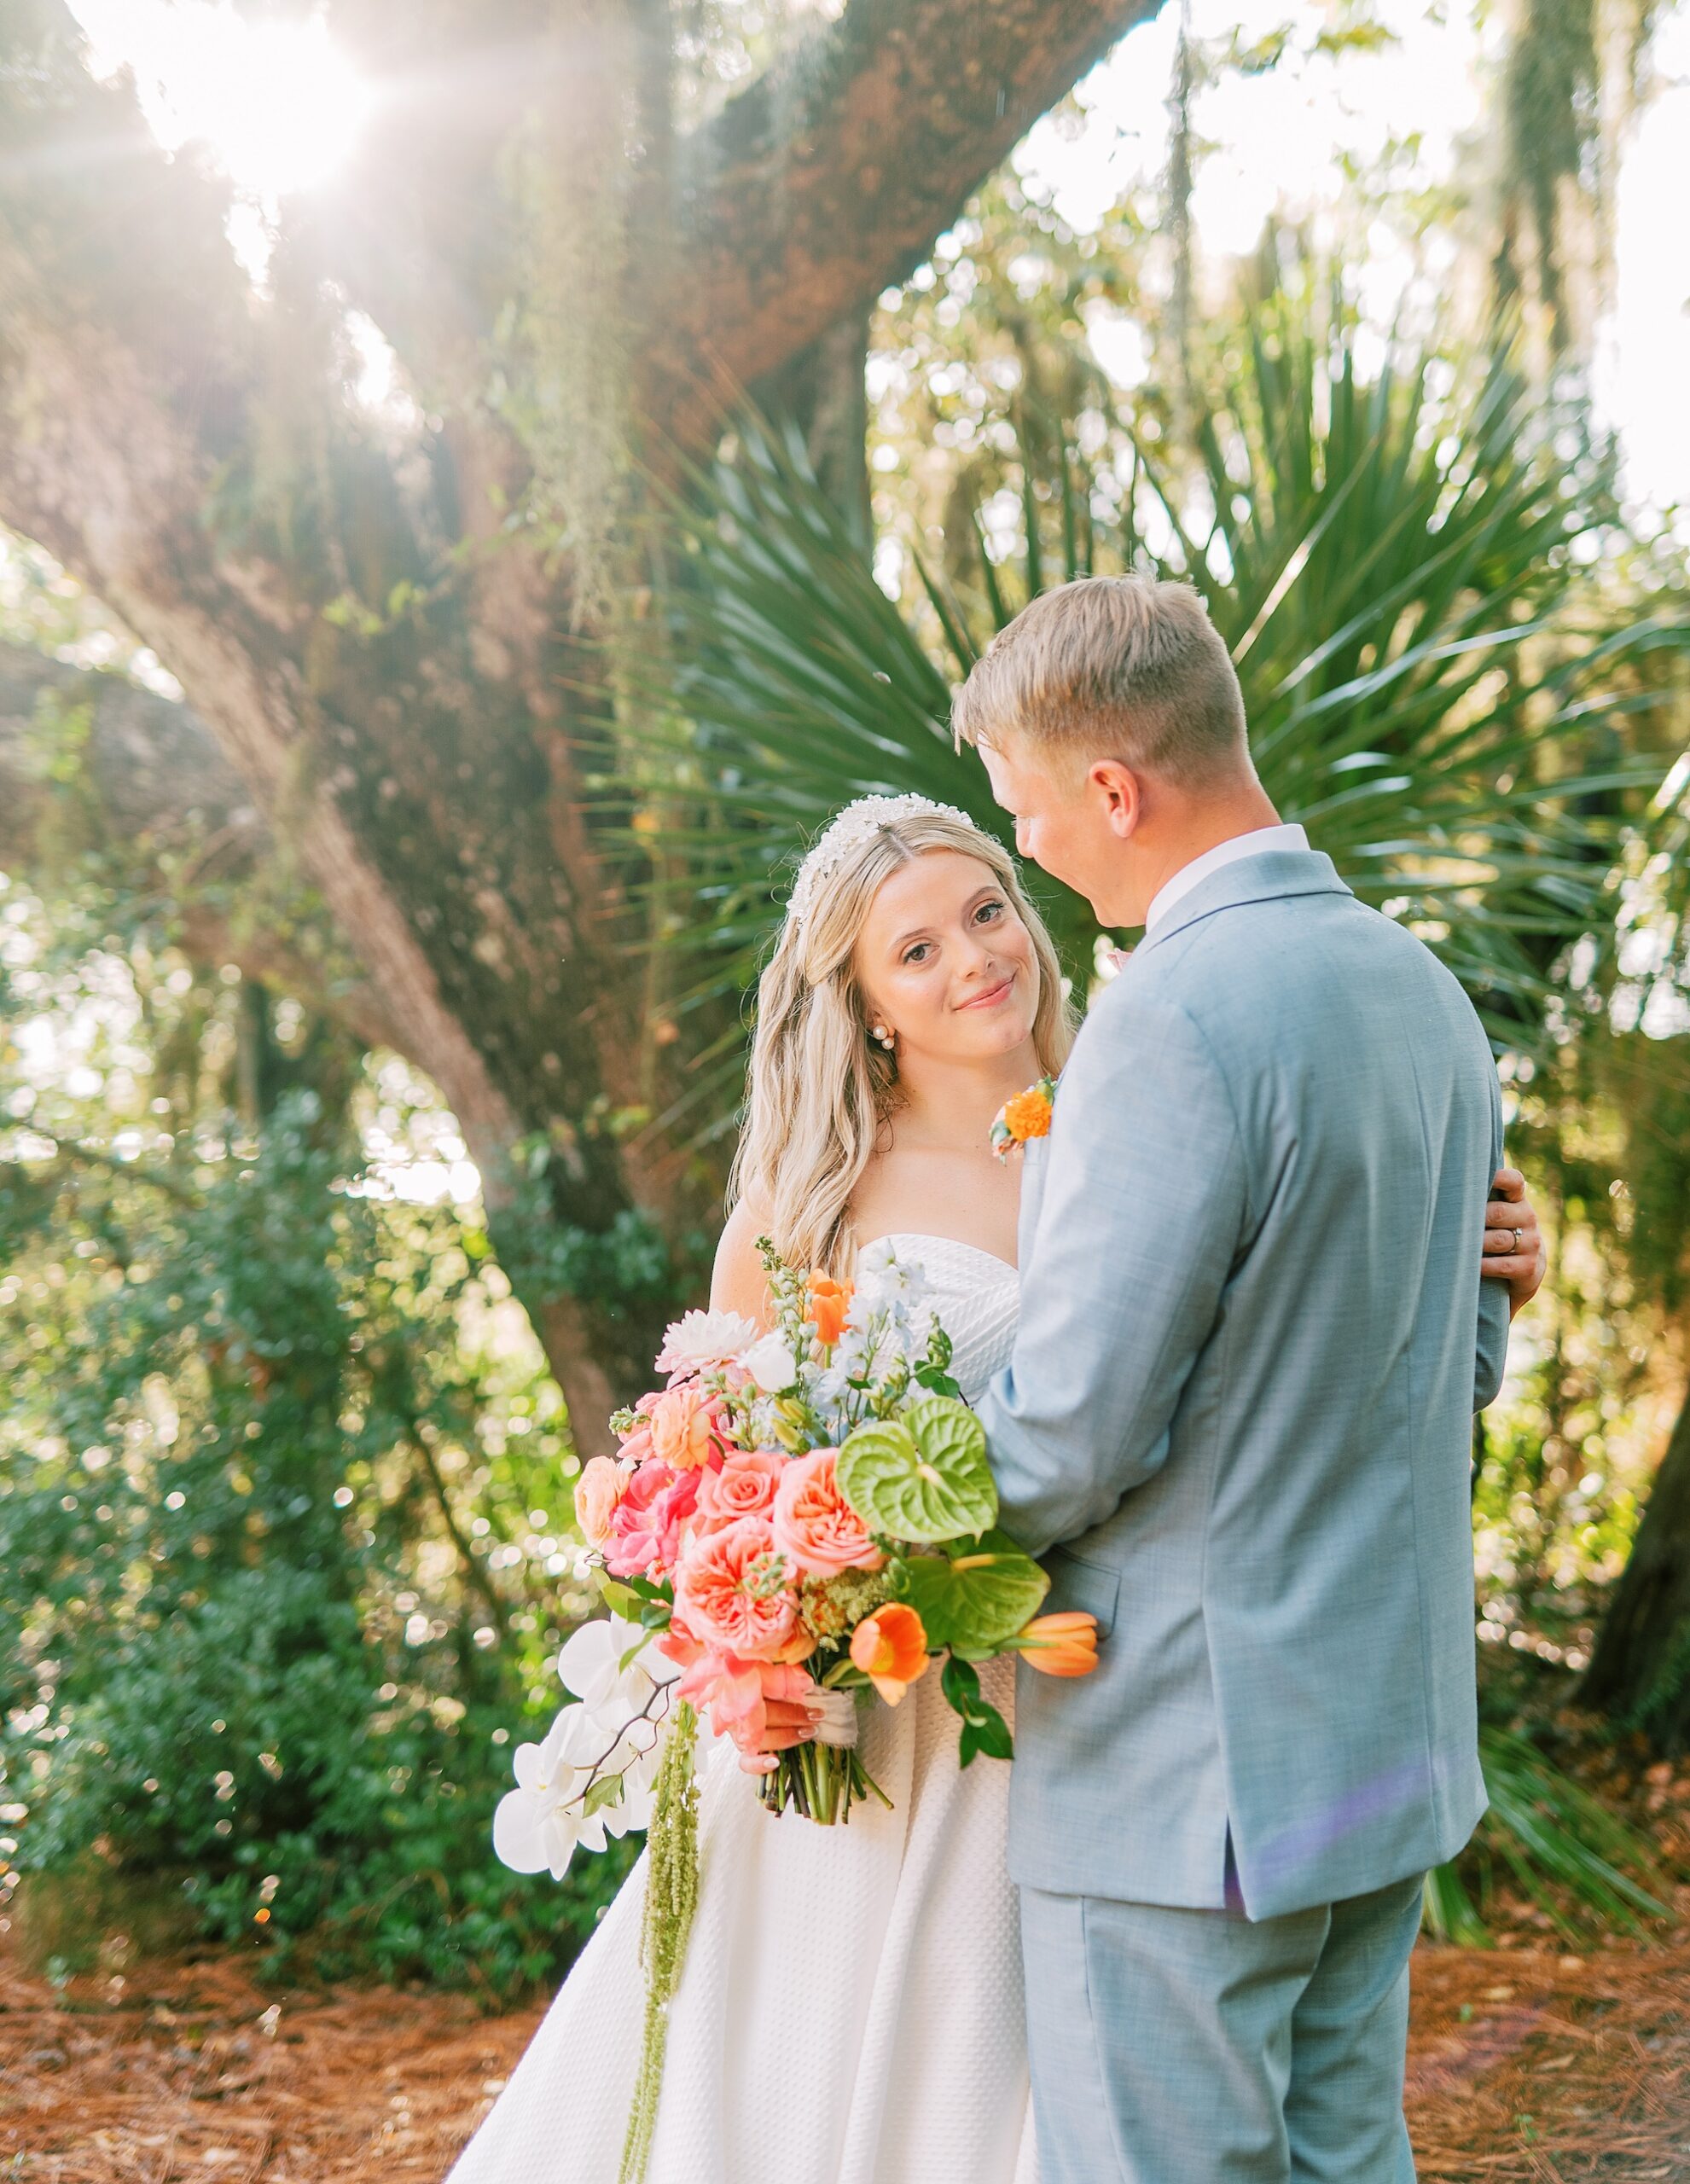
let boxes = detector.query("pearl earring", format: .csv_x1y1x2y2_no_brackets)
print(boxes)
870,1022,896,1051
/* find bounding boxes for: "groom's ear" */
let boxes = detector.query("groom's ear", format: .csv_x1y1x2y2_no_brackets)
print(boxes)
1088,758,1142,839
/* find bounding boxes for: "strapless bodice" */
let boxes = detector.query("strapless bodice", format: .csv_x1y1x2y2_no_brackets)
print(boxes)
870,1233,1020,1405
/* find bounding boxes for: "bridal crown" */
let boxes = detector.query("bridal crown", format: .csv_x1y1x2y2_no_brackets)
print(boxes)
787,793,979,931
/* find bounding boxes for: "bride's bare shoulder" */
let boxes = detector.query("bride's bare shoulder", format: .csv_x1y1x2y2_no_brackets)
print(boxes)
711,1196,775,1324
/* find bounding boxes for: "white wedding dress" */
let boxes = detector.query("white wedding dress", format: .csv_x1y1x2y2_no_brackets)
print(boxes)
447,1236,1036,2184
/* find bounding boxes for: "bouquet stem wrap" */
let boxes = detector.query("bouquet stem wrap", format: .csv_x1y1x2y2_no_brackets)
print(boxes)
618,1701,700,2184
754,1690,889,1826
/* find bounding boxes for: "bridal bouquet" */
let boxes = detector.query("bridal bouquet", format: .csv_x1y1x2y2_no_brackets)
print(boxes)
491,1237,1095,2182
494,1237,1096,1874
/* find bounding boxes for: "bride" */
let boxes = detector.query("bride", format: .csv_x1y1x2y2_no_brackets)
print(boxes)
446,793,1542,2184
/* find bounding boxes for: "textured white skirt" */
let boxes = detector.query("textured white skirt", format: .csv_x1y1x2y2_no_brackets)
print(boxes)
446,1657,1036,2184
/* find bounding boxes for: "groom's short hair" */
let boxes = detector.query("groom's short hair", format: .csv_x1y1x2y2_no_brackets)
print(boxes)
951,575,1248,787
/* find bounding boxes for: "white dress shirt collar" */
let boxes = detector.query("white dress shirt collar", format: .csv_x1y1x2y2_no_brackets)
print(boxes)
1143,823,1310,937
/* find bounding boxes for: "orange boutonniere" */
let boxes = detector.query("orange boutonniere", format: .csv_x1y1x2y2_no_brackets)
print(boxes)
990,1075,1057,1162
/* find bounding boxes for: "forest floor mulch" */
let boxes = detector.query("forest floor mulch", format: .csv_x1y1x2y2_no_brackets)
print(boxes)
3,1918,1689,2184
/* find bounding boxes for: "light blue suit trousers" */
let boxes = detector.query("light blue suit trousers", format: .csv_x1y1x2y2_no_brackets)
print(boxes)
1020,1868,1424,2182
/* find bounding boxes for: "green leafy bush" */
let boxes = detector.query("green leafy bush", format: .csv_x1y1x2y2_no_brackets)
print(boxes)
0,1001,630,1996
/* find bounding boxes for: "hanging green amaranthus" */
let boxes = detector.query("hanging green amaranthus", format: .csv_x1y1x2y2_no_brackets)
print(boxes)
618,1698,701,2184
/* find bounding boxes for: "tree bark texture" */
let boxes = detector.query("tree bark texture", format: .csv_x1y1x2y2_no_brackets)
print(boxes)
1581,1381,1690,1748
0,0,1160,1438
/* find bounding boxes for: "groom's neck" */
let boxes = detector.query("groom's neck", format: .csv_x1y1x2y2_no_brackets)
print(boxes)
1125,780,1282,922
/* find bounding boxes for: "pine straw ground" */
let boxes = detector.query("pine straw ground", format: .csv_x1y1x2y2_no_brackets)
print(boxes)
1,1911,1688,2184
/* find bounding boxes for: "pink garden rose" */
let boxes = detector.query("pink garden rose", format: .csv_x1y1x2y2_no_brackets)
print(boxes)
573,1455,630,1548
694,1448,785,1533
648,1384,725,1472
604,1461,700,1579
673,1515,799,1660
771,1449,883,1578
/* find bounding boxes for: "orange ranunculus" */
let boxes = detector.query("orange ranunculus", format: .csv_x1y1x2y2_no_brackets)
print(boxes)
849,1603,931,1705
805,1274,853,1346
1002,1087,1053,1144
573,1454,630,1547
648,1384,722,1471
1017,1610,1100,1677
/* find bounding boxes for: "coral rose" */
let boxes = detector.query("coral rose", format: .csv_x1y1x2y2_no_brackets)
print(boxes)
771,1449,883,1578
849,1603,931,1705
648,1385,723,1471
1017,1610,1100,1677
694,1448,785,1532
604,1461,700,1580
673,1516,799,1660
573,1454,630,1548
805,1274,853,1347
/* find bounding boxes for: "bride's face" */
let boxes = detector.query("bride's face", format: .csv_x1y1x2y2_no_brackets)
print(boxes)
853,850,1039,1065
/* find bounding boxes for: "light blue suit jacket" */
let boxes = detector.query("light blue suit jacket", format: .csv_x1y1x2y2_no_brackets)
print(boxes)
977,849,1507,1920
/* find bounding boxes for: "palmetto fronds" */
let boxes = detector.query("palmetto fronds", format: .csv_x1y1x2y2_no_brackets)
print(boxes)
1424,1726,1671,1944
617,287,1679,1143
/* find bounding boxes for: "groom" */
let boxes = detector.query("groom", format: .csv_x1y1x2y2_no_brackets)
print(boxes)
957,576,1508,2182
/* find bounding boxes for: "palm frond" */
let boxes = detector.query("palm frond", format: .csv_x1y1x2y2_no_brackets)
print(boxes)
613,278,1681,1142
1425,1725,1673,1943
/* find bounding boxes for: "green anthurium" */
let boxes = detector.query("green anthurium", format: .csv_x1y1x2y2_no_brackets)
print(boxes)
890,1530,1049,1657
837,1395,998,1543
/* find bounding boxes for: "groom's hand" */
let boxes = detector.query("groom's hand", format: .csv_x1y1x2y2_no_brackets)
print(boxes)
736,1697,822,1775
1483,1167,1546,1317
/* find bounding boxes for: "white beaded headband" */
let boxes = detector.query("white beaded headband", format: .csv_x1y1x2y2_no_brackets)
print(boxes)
786,793,979,930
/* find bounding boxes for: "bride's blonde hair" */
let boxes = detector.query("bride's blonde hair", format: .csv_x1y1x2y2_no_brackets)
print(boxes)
730,804,1076,1275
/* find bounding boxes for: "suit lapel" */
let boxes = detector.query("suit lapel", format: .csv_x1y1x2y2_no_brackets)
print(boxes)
1016,1136,1049,1263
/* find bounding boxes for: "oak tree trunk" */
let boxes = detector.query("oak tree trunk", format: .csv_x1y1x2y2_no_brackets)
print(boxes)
1582,1382,1690,1748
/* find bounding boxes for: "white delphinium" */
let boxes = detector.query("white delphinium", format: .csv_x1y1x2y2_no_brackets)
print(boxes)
804,1361,856,1442
831,1246,937,1395
852,1242,937,1355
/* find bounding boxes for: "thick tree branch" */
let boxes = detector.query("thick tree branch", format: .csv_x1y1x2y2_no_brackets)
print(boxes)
654,0,1164,434
0,642,406,1052
0,641,256,854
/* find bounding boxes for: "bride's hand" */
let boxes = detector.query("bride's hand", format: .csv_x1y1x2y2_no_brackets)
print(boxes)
736,1698,821,1774
1482,1167,1546,1318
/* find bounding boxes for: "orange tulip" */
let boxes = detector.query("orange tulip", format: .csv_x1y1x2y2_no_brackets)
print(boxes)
849,1603,931,1705
805,1274,853,1347
1017,1610,1100,1677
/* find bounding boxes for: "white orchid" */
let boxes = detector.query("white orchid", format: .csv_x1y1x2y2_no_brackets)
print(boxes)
495,1617,682,1879
740,1330,799,1393
655,1307,761,1374
557,1612,676,1715
492,1704,613,1879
